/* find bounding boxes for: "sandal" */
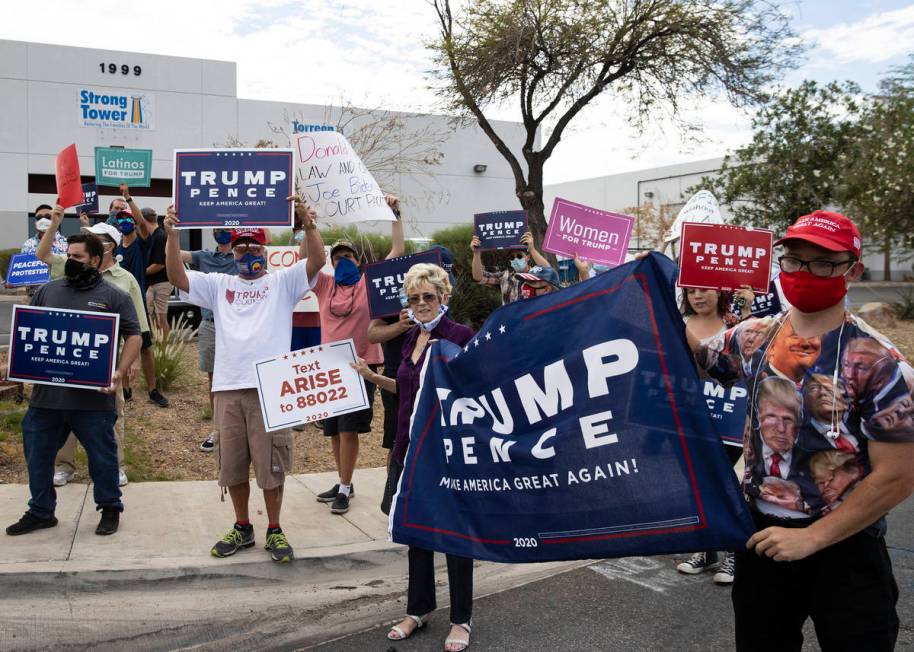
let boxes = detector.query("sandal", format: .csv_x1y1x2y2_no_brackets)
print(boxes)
387,613,429,641
444,622,471,651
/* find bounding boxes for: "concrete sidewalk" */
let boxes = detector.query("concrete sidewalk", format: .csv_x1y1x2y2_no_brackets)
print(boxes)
0,467,396,575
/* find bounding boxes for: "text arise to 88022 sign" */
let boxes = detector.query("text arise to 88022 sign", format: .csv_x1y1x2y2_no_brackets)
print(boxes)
677,223,773,293
254,339,370,432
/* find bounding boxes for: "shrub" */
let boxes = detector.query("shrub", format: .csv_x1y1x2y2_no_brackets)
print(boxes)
0,248,20,281
148,313,198,391
892,290,914,320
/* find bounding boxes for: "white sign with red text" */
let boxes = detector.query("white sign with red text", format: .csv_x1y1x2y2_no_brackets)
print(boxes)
254,338,370,432
265,245,332,313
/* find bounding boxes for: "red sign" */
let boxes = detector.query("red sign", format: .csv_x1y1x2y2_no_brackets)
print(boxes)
55,144,84,208
677,223,773,293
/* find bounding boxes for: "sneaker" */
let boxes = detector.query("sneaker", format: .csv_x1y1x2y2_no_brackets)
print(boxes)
148,389,169,408
95,508,119,535
264,530,294,563
211,524,255,558
713,552,735,584
123,387,133,402
676,552,718,575
330,492,350,515
118,468,129,487
316,483,355,503
200,434,215,453
53,468,74,487
6,512,58,536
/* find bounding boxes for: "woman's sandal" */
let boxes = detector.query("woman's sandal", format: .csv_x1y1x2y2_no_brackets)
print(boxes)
443,622,472,651
387,613,429,641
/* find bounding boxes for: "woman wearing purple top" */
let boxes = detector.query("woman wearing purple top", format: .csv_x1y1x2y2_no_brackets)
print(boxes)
352,262,475,652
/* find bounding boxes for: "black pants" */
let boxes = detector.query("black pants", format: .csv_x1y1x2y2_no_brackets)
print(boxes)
407,546,473,625
733,513,899,652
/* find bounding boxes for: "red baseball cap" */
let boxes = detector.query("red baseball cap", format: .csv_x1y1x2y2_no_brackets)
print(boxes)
774,210,861,259
229,228,267,246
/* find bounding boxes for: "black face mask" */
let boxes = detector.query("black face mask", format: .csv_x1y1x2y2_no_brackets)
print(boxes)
64,258,101,289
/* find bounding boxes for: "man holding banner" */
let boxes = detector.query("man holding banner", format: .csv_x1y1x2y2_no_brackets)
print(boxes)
165,199,314,563
690,211,914,651
5,228,141,537
305,194,404,515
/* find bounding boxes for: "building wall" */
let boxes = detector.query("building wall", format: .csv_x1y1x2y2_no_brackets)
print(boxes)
0,39,527,252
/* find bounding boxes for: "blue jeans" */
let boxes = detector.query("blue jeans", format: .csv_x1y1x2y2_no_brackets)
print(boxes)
22,407,122,519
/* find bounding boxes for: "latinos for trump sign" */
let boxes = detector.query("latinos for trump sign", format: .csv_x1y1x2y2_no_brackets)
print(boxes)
7,305,119,390
294,131,396,224
543,198,633,267
173,149,294,229
254,339,370,432
5,254,50,287
390,253,754,562
95,147,152,187
474,211,527,250
364,249,443,319
678,223,773,293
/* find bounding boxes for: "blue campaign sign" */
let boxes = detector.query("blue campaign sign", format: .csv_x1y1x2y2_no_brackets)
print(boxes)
750,280,782,318
7,305,119,390
5,254,50,287
76,183,99,214
703,379,749,447
364,250,442,319
474,210,527,250
391,253,754,562
173,149,294,228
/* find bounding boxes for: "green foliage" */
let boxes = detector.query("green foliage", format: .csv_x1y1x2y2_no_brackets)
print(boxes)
430,224,503,330
0,248,20,280
695,80,862,233
148,313,198,392
0,400,26,442
269,230,295,246
892,291,914,321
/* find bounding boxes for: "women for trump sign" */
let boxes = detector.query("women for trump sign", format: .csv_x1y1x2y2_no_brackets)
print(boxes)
543,198,633,267
390,254,754,563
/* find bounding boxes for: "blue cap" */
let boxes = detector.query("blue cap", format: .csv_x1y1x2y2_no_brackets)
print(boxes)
517,265,561,287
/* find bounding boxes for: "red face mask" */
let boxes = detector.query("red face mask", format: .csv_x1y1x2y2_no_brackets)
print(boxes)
779,271,848,313
521,283,537,299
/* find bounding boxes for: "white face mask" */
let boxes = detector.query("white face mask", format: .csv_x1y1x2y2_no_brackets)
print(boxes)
408,305,448,332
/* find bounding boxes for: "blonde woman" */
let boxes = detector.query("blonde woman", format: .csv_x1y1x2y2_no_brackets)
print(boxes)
352,262,475,652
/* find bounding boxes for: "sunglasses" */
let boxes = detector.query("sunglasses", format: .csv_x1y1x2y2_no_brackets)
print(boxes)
510,252,526,260
407,292,439,306
232,243,263,254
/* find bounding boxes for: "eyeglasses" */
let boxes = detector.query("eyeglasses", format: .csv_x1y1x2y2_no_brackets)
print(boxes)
778,255,855,278
232,243,263,254
407,292,439,306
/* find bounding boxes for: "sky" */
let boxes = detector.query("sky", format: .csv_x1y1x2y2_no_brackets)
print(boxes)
3,0,913,184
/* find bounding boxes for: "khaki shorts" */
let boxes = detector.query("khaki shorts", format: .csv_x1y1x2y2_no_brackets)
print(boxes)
198,320,216,373
213,388,293,490
146,281,172,321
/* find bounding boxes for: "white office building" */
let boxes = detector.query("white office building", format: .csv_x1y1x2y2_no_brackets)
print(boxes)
0,39,527,250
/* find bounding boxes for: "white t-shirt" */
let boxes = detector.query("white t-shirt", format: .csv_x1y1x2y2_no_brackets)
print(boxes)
181,262,315,391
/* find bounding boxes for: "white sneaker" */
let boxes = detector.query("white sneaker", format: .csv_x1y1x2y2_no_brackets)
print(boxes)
713,552,735,584
118,468,129,487
53,468,74,487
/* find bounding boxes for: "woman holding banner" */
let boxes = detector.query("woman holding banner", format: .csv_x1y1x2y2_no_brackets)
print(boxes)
352,262,475,652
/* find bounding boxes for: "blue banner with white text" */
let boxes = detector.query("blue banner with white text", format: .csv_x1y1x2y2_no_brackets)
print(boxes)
390,253,754,562
5,254,50,287
173,149,294,228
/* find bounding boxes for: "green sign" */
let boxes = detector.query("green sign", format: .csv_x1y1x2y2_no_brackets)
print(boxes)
94,147,153,187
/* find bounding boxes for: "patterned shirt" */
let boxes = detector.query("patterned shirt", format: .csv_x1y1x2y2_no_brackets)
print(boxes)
21,232,68,256
698,311,914,530
481,269,523,305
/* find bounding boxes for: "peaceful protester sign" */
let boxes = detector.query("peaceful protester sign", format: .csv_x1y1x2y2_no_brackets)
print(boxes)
474,210,527,250
293,131,396,224
173,149,294,229
4,254,50,287
390,253,754,563
364,249,443,319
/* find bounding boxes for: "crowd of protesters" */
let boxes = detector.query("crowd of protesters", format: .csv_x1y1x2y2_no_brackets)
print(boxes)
2,186,912,652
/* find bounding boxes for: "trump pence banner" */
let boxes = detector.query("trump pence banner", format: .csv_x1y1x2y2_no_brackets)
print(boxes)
390,253,754,562
173,149,294,228
543,198,633,267
5,254,50,287
364,249,443,319
254,339,370,431
678,223,773,293
474,210,527,250
293,131,395,223
76,183,99,215
8,305,119,390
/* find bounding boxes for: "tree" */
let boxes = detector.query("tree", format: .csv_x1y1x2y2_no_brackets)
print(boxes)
428,0,799,247
841,59,914,279
622,200,678,251
697,81,861,233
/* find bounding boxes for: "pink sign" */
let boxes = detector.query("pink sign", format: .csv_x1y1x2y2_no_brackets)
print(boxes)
543,198,633,267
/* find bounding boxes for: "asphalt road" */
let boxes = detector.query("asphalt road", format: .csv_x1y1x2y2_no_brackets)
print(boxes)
312,497,914,651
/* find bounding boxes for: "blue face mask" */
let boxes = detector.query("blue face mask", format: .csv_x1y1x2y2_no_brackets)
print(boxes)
334,257,361,286
293,230,305,243
213,230,232,245
510,257,527,272
593,264,609,274
108,209,119,221
116,219,135,235
236,251,266,277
